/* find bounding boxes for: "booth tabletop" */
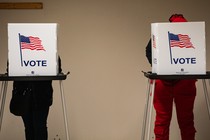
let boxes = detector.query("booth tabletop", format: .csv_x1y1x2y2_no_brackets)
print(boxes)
0,73,68,81
143,71,210,80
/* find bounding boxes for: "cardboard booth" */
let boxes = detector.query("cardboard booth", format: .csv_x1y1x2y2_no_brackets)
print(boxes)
8,23,58,76
151,22,206,75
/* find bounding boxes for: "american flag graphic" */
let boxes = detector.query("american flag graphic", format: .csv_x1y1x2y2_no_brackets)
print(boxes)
168,32,194,49
20,35,45,51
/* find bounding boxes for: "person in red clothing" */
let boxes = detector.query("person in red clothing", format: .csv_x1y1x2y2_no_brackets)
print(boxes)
146,14,197,140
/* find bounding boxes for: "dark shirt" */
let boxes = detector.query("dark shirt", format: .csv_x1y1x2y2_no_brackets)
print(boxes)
12,57,62,110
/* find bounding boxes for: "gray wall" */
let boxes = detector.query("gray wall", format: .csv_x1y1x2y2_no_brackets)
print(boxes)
0,0,210,139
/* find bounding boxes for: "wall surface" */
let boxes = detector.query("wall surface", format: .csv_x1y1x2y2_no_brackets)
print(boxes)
0,0,210,140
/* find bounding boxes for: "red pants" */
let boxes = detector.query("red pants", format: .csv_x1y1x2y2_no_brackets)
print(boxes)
153,79,196,140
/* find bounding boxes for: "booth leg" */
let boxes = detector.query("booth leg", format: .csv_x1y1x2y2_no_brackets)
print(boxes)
141,79,151,140
0,81,8,132
202,79,210,119
141,79,155,140
208,79,210,87
59,80,70,140
146,80,155,140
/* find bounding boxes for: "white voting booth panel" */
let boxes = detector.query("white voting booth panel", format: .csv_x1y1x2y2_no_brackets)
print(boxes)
8,23,58,76
151,22,206,75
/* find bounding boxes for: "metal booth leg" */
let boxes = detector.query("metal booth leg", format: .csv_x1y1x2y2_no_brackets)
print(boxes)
0,81,8,132
209,79,210,87
141,79,151,140
202,79,210,119
141,79,156,140
59,80,70,140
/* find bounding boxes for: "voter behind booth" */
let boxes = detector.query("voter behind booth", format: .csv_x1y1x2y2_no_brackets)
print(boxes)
8,57,62,140
146,14,197,140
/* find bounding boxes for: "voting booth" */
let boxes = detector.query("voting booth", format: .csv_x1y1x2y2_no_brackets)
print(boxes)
151,22,206,75
1,23,70,140
141,21,208,140
8,23,58,76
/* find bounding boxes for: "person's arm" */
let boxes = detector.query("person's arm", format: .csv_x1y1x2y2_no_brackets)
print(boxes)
145,39,152,65
58,56,62,73
6,60,8,74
